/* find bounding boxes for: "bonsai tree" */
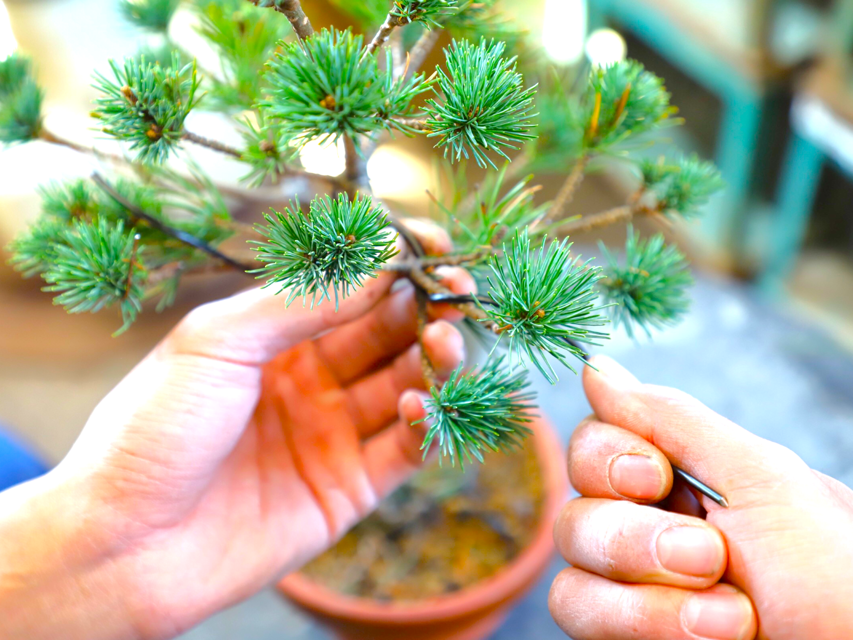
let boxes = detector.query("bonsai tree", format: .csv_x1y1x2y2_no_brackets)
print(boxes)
2,0,723,468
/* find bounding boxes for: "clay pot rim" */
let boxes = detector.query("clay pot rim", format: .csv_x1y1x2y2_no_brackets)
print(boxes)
278,415,568,624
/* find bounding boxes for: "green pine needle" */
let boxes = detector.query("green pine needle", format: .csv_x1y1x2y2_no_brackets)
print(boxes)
119,0,181,31
0,54,43,143
420,356,536,467
432,161,549,253
42,218,146,335
483,230,609,383
583,60,676,152
239,114,294,187
92,52,201,163
447,0,526,48
7,217,67,278
261,28,428,146
645,154,725,218
192,0,283,109
252,193,398,308
391,0,460,29
599,227,693,337
425,38,537,169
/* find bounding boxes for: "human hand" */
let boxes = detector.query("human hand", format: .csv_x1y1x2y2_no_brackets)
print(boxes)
549,356,853,640
0,225,474,640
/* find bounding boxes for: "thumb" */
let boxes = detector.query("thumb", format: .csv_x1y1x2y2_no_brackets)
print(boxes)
583,355,809,505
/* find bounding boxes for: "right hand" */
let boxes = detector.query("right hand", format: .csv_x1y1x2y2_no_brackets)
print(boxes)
548,355,853,640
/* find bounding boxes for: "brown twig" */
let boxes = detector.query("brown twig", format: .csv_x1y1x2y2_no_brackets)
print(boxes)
544,155,588,224
39,129,130,166
406,27,442,80
364,14,403,59
392,117,430,131
182,130,243,159
91,172,254,272
418,248,490,268
249,0,314,41
390,30,407,79
343,135,369,194
559,204,637,235
416,290,440,389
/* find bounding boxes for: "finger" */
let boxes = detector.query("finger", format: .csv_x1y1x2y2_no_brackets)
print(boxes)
549,568,757,640
555,498,726,588
162,268,398,368
569,417,672,503
362,390,431,500
315,268,475,384
399,217,453,256
428,266,477,323
583,356,810,505
346,321,464,438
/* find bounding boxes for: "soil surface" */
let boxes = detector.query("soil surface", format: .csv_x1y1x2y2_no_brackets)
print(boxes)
301,443,544,601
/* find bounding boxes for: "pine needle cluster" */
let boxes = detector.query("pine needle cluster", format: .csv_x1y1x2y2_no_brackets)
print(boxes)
239,114,292,187
582,60,675,152
482,231,609,382
93,53,201,163
42,218,146,334
119,0,181,32
252,193,397,308
425,38,536,168
640,155,725,218
193,0,283,109
261,28,427,146
420,357,536,467
0,54,43,143
391,0,459,29
599,227,693,337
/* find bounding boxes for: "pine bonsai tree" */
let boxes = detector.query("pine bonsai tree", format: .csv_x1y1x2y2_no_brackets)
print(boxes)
3,0,723,468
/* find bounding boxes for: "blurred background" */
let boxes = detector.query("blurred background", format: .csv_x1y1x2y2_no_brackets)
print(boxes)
1,1,853,638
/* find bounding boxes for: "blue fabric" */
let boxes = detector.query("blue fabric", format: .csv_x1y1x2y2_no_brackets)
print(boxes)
0,426,48,491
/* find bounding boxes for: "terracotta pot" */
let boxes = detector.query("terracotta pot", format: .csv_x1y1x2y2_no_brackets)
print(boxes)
278,415,568,640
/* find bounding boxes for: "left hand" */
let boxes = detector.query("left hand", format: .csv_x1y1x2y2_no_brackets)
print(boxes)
0,226,474,640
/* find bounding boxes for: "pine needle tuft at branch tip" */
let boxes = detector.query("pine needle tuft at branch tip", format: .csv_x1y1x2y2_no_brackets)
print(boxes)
598,226,693,337
420,356,536,467
41,218,147,335
582,60,676,152
0,54,43,144
119,0,180,32
640,154,725,219
261,28,428,146
391,0,460,29
92,52,201,164
252,192,397,309
483,230,609,383
425,38,537,169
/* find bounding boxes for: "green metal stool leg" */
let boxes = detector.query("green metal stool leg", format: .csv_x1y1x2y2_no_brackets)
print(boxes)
759,132,825,294
701,91,764,258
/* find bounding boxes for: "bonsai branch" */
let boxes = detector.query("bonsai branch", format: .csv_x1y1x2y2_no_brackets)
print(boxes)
544,155,588,224
416,290,440,389
364,14,403,59
559,197,657,235
182,130,243,159
393,117,430,131
91,172,254,272
248,0,314,41
38,129,130,166
406,27,442,80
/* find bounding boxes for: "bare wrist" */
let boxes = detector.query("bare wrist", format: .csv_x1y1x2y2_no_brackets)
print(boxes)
0,472,140,640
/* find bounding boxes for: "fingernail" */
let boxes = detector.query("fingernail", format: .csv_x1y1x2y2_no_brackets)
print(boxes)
657,526,724,577
683,592,753,640
592,355,639,387
609,454,665,500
